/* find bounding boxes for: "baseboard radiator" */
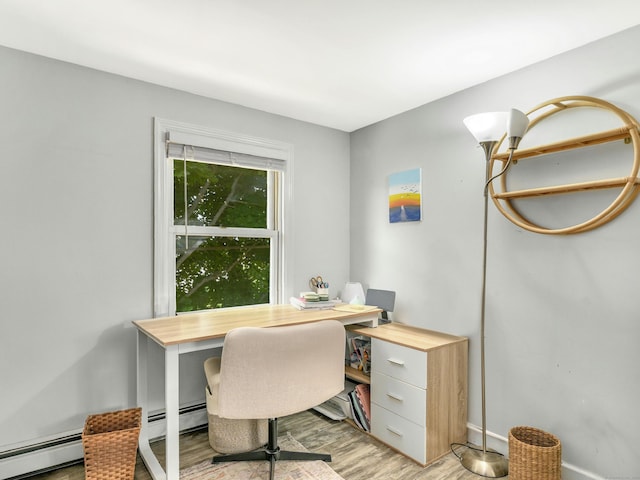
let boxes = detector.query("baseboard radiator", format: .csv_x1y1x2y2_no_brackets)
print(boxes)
0,404,208,480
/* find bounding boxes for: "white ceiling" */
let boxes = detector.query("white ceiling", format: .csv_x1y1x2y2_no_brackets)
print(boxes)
1,1,639,132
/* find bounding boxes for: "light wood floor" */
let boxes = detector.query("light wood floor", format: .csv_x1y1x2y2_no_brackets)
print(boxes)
28,410,490,480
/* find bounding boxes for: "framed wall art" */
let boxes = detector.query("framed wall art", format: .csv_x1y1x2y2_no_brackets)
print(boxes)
388,168,422,223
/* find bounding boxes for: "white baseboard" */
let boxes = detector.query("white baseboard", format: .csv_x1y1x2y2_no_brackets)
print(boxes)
0,407,208,480
146,405,208,440
4,415,606,480
465,422,509,455
465,423,605,480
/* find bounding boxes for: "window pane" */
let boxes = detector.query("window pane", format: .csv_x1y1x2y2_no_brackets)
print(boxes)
176,235,270,312
174,160,267,228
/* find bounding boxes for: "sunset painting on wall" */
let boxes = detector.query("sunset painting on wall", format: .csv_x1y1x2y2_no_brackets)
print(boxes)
388,168,422,223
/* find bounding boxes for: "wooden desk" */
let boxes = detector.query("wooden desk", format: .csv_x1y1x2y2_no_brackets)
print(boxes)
133,304,380,480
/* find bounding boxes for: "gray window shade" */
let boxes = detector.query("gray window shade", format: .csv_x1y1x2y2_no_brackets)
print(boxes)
166,131,286,172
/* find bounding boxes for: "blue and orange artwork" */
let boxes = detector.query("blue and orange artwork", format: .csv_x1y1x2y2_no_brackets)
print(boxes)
389,168,422,223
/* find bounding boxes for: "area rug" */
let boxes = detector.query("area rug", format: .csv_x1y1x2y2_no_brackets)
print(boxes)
180,432,345,480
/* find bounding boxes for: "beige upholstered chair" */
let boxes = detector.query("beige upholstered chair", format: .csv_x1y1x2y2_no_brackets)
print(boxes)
204,358,268,453
208,320,345,480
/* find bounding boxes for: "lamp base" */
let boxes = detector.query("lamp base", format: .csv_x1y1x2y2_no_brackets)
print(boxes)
459,445,508,478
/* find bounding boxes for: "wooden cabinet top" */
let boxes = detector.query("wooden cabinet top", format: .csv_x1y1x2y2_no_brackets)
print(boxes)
349,323,467,352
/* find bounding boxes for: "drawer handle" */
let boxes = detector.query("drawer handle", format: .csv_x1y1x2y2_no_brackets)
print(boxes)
386,392,404,402
386,425,403,437
387,357,405,366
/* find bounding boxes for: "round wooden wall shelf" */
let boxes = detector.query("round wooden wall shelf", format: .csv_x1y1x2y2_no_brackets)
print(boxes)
489,95,640,234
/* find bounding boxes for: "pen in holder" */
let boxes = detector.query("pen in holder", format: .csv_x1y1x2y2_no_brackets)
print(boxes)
309,275,329,300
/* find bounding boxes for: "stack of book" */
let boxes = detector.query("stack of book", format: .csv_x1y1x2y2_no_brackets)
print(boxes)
348,384,371,432
289,296,341,310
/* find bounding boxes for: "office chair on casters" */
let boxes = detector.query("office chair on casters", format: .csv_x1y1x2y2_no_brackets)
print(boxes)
210,320,346,480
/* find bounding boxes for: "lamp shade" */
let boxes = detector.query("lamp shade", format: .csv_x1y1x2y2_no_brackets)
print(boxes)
507,109,529,139
342,282,366,305
463,112,508,143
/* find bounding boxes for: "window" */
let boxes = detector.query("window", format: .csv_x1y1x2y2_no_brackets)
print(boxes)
154,119,293,316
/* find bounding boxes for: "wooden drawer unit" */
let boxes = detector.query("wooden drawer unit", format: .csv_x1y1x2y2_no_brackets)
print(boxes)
371,338,427,388
350,323,468,466
371,366,426,426
371,403,427,464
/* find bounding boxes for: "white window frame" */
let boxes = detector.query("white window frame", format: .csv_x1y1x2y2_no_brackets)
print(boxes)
153,118,294,317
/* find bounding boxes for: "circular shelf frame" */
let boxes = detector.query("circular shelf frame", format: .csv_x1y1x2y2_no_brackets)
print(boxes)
488,95,640,235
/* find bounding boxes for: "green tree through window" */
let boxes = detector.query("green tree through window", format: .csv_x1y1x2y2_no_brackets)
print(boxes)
173,160,272,311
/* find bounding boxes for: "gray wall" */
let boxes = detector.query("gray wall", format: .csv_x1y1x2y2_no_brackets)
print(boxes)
350,26,640,479
0,45,351,448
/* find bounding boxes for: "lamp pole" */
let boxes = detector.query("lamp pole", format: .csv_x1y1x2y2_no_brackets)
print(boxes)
459,108,528,477
458,141,510,477
480,140,495,455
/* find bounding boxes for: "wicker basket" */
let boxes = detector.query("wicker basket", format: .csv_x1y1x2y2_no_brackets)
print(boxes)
509,426,562,480
82,407,142,480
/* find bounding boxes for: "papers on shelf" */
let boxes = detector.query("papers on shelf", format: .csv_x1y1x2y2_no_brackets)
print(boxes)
313,379,356,420
289,296,342,310
348,384,371,432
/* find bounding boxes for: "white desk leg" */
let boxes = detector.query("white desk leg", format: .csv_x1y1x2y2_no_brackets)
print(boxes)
165,344,180,480
137,330,166,479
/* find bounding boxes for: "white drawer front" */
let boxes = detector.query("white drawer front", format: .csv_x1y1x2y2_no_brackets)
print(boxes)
371,338,427,388
371,403,426,464
371,371,426,426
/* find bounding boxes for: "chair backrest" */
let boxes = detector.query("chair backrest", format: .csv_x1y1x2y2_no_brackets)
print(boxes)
217,320,346,420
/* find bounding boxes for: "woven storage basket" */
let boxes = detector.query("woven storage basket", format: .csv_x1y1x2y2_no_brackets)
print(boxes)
82,407,142,480
509,426,562,480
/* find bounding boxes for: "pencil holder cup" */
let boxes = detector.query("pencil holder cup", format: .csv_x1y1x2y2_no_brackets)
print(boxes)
316,288,329,301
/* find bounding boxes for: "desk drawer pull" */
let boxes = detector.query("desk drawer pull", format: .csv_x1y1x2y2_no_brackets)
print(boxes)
386,392,404,402
387,357,405,366
386,425,403,437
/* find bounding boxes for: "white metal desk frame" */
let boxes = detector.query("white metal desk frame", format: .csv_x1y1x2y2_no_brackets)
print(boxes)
136,312,379,480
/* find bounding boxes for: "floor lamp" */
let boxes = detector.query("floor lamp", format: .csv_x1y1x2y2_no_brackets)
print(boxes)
460,108,529,477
